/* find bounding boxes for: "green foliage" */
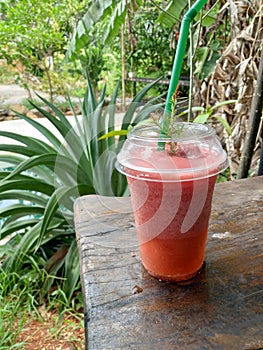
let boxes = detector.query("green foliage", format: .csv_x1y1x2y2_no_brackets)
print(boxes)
174,99,236,134
0,0,85,99
67,0,143,60
193,2,225,80
216,168,234,183
0,62,18,84
126,8,174,80
157,0,188,26
66,0,144,91
99,51,122,94
72,33,107,93
161,0,224,81
0,75,159,301
68,1,175,86
193,100,236,135
67,0,228,98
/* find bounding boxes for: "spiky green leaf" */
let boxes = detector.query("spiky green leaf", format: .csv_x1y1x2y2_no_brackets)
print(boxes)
0,178,55,196
99,130,128,140
62,239,80,300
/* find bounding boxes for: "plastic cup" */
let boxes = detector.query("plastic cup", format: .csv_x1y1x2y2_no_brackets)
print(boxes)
116,122,228,282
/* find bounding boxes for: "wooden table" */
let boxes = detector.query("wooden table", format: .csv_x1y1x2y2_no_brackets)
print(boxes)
74,177,263,350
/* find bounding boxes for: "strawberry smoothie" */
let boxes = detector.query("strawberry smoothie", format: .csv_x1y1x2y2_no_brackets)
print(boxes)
117,123,228,281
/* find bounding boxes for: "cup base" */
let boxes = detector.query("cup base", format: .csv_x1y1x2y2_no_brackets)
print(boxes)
143,262,205,283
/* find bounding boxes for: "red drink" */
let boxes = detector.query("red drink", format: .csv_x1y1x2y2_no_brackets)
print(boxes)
127,166,217,281
117,123,228,281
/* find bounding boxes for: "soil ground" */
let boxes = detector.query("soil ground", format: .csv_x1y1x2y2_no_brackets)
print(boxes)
16,310,85,349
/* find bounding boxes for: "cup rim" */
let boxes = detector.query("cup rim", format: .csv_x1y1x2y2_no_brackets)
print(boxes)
116,122,229,182
128,122,215,143
115,160,229,182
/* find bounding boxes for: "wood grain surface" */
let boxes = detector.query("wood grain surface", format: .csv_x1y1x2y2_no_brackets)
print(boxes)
74,177,263,350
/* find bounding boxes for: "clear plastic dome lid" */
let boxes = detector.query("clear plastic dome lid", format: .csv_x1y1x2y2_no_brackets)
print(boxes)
116,122,228,182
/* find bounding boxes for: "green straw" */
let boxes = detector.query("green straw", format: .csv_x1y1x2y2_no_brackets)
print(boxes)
162,0,208,133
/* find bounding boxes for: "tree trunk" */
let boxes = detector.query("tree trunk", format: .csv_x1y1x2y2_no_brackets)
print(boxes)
237,47,263,178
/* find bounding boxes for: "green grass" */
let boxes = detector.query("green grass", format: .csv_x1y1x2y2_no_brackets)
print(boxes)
0,262,84,348
0,268,35,348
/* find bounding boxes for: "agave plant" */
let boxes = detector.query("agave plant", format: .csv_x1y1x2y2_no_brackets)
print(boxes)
0,75,162,300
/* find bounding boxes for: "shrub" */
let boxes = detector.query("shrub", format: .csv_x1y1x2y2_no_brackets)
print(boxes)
0,74,161,301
